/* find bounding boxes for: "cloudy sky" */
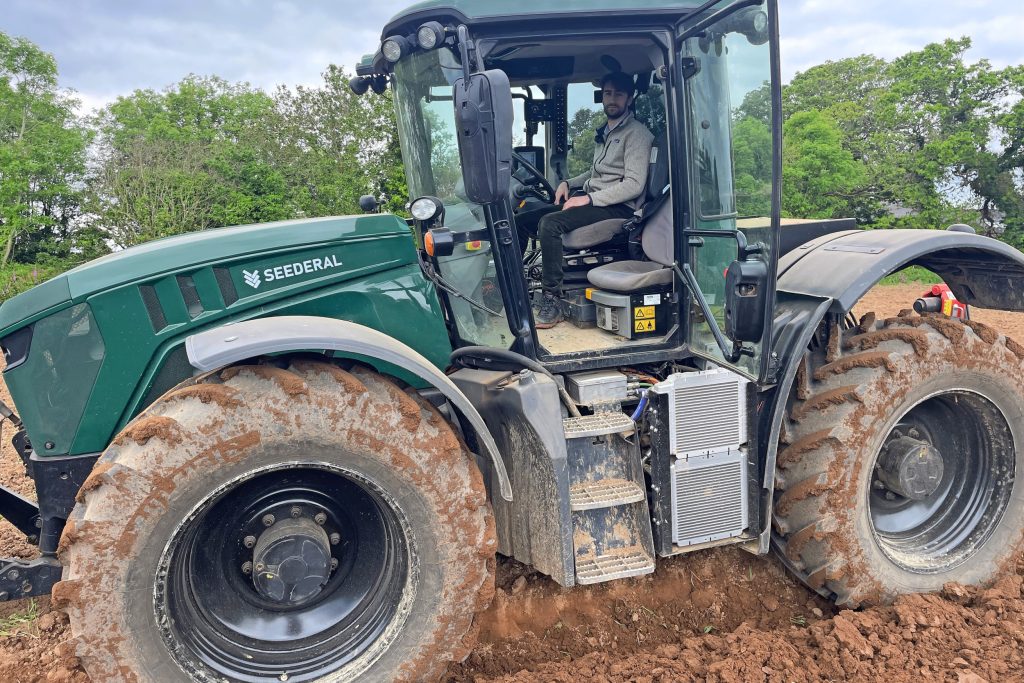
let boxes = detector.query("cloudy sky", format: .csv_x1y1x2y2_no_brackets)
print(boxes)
4,0,1024,114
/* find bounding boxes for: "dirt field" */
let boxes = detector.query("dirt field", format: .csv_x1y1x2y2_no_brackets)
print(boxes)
2,283,1024,682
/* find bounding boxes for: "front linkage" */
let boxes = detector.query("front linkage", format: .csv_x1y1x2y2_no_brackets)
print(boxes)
0,404,97,601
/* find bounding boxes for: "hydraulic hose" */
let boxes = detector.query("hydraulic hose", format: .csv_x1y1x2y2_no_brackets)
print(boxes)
450,346,583,418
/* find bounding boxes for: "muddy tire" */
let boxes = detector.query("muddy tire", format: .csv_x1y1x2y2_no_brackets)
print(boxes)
773,312,1024,606
54,361,495,682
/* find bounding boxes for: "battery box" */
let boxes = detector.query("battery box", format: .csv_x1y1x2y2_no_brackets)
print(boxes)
587,288,670,339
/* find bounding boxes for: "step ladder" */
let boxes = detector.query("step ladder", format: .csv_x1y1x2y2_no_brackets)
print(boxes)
563,412,656,585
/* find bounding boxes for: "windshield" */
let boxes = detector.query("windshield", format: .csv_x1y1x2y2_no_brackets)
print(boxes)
393,48,513,348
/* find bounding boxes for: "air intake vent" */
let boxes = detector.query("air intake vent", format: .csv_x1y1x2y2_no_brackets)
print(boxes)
176,275,204,319
670,450,747,546
651,368,748,458
214,267,239,306
139,284,168,332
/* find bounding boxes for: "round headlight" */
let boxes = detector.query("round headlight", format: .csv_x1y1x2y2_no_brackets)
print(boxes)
411,196,442,221
382,35,409,63
416,22,445,50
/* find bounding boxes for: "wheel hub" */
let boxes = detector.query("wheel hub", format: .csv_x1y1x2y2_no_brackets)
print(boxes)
252,517,333,604
877,434,944,501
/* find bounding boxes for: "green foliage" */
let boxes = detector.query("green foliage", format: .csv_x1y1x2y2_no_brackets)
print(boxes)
0,33,93,269
782,110,866,219
879,266,944,286
0,598,38,637
567,106,604,178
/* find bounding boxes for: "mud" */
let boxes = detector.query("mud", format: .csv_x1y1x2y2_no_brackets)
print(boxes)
0,284,1023,681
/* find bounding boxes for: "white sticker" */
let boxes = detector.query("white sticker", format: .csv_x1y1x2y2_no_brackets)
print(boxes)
643,294,661,306
649,147,659,165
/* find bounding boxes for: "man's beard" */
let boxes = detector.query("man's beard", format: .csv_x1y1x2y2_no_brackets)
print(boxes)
604,103,624,119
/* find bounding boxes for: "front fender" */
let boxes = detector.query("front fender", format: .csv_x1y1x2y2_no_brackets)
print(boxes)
185,316,513,501
778,228,1024,312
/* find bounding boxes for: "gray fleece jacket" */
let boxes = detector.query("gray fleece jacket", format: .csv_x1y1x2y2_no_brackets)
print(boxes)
568,113,654,209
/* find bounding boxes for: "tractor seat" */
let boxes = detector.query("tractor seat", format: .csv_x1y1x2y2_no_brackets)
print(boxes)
561,130,669,252
586,189,674,292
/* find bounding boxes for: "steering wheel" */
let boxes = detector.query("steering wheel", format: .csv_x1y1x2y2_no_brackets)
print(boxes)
511,151,557,204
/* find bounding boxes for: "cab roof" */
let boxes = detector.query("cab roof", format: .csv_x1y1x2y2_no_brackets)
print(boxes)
383,0,709,36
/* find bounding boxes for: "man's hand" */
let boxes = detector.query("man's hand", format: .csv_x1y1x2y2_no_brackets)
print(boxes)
561,195,592,211
554,181,570,204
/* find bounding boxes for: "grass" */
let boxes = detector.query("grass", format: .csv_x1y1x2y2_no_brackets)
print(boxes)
0,598,39,637
878,266,944,286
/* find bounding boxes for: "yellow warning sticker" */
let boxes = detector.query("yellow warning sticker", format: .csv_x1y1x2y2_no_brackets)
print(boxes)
634,319,657,333
634,306,655,320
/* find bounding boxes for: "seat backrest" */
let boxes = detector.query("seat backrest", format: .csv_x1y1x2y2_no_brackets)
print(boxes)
637,131,673,266
640,193,673,266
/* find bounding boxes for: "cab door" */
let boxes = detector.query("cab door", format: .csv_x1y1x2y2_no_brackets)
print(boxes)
674,0,781,380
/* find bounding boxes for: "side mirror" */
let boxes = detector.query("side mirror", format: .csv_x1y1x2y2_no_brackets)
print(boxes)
359,195,379,213
453,69,513,205
723,257,768,343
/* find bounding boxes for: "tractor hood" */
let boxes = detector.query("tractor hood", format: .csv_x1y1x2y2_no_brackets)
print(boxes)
0,214,412,336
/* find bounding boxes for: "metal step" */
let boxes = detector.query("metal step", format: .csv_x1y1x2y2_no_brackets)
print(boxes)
570,478,646,511
575,547,655,585
563,412,635,438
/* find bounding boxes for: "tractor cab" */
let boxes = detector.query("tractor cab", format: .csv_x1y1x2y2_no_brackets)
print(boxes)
354,0,782,381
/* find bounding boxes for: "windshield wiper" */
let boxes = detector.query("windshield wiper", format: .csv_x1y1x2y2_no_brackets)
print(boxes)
417,250,503,318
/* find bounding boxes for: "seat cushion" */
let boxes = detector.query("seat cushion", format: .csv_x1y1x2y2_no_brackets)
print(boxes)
562,219,627,250
587,260,672,292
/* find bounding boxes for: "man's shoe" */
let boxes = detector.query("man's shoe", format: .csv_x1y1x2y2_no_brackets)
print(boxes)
535,292,563,329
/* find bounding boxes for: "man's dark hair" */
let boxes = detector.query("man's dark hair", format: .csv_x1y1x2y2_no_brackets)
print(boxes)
600,71,635,96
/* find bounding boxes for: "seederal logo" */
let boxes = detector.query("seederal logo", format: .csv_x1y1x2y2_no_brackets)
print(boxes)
243,269,262,289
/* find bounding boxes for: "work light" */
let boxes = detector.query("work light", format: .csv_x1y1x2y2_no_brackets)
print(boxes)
416,22,446,50
411,196,443,221
382,35,411,63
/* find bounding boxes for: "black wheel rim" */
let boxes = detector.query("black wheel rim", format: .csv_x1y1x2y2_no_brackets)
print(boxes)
868,389,1016,573
156,463,412,682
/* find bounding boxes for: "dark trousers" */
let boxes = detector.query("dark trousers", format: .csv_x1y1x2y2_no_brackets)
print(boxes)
515,203,634,294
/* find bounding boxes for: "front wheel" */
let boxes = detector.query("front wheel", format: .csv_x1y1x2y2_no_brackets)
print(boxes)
773,313,1024,606
55,361,495,682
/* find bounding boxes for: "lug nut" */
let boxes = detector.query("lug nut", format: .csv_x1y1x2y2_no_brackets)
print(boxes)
314,512,327,526
330,558,339,572
262,514,276,527
243,535,257,549
241,562,253,575
329,533,341,546
7,569,18,580
0,591,8,601
255,562,265,573
290,506,302,518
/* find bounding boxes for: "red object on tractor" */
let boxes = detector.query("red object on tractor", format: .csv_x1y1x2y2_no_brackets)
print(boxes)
914,283,968,320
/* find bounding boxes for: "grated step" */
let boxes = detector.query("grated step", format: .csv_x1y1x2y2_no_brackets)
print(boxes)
570,478,646,511
563,412,635,438
575,547,655,585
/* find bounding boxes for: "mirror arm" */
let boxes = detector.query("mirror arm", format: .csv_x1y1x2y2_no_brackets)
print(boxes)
672,262,751,363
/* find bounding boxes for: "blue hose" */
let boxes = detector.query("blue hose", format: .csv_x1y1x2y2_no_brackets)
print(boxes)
630,391,648,421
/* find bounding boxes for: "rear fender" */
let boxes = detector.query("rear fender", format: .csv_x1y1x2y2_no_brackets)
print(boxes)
185,316,512,501
752,229,1024,553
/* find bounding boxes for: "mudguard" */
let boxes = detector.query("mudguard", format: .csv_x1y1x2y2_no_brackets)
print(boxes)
778,228,1024,313
185,316,513,501
752,228,1024,553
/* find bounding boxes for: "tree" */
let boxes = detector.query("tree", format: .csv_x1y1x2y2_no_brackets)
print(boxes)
88,76,288,247
272,65,407,216
0,32,91,267
782,110,866,219
567,106,604,178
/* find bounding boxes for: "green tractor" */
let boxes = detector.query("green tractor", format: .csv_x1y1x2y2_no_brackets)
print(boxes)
2,1,1024,680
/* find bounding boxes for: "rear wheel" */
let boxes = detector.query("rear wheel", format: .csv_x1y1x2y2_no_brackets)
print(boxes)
55,360,495,682
773,312,1024,606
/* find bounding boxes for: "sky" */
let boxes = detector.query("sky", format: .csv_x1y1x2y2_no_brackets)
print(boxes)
4,0,1024,115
